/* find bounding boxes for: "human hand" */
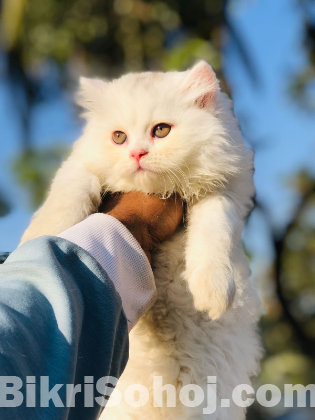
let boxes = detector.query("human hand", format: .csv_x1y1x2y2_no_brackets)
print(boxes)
99,192,183,262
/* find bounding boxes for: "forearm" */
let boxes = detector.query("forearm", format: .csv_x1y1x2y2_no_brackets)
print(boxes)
58,213,156,330
0,192,180,418
0,213,155,419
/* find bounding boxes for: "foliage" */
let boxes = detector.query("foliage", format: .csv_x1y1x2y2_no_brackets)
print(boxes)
246,173,315,419
291,0,315,110
13,147,68,208
1,0,225,74
0,192,10,217
0,253,9,264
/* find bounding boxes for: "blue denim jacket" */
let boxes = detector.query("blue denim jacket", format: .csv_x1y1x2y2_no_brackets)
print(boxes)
0,236,129,419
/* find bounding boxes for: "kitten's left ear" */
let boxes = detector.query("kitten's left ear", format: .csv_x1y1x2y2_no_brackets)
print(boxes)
183,61,219,108
77,77,107,112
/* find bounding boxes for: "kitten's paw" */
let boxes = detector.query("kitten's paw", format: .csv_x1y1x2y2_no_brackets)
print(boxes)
188,266,236,320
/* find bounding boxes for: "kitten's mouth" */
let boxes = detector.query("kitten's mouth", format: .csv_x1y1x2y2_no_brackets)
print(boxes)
135,164,153,173
133,161,157,175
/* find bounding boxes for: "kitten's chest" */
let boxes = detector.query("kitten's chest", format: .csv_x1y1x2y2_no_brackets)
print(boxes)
152,229,186,285
149,229,196,317
140,228,203,339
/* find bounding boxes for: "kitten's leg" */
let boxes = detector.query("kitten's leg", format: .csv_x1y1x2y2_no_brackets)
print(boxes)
185,194,243,320
20,159,102,244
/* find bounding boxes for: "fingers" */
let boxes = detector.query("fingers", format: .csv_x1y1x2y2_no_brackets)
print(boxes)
99,191,184,254
99,193,122,213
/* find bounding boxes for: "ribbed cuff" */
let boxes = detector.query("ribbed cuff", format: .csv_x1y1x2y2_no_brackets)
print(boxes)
58,213,156,330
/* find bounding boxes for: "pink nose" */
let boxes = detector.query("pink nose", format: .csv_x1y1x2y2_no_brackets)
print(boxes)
130,150,148,163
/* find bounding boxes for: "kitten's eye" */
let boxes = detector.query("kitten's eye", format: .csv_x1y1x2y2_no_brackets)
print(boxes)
112,131,127,144
153,123,171,138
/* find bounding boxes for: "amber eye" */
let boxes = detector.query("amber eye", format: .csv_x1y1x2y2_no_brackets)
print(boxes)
112,131,127,144
153,123,171,138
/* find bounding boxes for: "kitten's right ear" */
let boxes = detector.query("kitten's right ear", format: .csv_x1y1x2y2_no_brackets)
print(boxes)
77,77,107,112
182,61,219,109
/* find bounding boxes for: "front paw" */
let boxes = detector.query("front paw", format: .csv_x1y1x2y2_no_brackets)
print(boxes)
187,266,236,320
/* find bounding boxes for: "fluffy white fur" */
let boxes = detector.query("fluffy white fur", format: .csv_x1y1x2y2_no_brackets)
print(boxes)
21,61,263,419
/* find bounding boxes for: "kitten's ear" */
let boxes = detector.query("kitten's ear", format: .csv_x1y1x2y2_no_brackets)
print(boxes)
77,77,107,112
183,61,219,108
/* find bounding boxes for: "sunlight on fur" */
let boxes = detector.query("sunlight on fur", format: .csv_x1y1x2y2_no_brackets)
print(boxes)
21,61,263,419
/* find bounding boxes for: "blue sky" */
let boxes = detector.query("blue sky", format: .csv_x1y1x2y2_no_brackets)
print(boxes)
226,0,315,222
226,0,315,262
0,0,314,259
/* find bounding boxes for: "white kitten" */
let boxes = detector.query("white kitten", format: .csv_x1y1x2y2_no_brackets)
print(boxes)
21,61,262,419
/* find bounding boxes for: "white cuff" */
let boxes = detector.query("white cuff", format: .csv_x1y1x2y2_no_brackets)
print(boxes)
58,213,156,330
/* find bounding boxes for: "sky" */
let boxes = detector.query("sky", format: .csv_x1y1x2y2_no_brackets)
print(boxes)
0,0,315,260
226,0,315,265
227,0,315,221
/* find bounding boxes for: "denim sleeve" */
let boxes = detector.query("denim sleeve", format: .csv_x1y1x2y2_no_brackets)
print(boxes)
0,236,129,420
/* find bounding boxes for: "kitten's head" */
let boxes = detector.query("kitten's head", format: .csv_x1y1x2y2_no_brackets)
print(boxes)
75,61,245,199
